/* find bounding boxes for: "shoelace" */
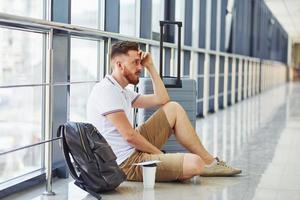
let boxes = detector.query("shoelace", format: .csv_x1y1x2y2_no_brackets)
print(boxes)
217,160,233,169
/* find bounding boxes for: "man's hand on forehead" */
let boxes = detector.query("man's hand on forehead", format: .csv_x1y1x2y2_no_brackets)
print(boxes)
138,50,149,61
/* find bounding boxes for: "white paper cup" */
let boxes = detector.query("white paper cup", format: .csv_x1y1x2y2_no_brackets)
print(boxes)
142,165,157,189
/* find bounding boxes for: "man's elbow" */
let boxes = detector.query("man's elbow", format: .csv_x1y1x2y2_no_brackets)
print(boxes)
124,132,138,145
160,95,170,105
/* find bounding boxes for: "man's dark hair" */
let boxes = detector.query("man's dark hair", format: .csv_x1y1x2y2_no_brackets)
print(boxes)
110,41,139,60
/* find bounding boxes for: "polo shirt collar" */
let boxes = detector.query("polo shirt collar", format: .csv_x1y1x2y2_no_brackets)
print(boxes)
105,75,125,92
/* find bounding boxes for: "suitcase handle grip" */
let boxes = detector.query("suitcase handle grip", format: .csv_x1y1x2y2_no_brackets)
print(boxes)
159,20,182,88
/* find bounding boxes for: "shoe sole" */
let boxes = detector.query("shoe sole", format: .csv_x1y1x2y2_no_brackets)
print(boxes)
200,170,242,177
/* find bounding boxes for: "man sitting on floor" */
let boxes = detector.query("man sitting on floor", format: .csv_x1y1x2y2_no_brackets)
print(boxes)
87,41,241,182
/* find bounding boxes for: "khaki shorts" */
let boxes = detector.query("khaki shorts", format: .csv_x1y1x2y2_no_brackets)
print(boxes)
119,108,184,182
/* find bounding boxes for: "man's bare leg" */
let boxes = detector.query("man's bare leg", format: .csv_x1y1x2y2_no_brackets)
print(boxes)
162,101,215,165
180,153,205,180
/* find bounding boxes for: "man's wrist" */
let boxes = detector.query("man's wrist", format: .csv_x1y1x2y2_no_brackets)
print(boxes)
145,64,156,73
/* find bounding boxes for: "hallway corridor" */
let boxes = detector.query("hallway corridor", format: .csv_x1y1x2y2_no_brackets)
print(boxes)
4,82,300,200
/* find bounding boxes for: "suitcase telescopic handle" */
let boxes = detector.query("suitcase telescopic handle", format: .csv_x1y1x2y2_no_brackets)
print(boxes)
159,20,182,88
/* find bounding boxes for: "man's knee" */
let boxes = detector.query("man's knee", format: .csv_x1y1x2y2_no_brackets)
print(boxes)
164,101,181,109
182,154,205,177
162,101,183,115
162,101,185,127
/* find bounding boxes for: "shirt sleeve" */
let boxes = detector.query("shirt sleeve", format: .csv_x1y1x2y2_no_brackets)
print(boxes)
94,86,125,116
126,88,140,105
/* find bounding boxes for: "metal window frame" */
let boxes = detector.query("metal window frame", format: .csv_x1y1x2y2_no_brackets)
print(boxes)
213,0,222,112
248,60,252,97
203,0,212,116
223,55,229,108
237,58,243,101
243,59,248,99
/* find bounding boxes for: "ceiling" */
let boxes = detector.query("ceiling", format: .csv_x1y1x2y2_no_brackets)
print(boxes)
265,0,300,43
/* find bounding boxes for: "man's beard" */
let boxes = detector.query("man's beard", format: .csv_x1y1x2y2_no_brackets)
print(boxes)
123,67,140,85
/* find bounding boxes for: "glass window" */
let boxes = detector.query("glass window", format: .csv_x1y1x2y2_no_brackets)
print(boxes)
151,0,165,40
0,28,43,85
0,145,42,184
120,0,137,36
0,0,44,19
70,83,95,122
175,1,190,77
175,1,185,22
71,0,100,29
225,0,235,51
70,37,101,122
70,37,99,82
0,86,43,183
150,46,161,74
0,28,44,184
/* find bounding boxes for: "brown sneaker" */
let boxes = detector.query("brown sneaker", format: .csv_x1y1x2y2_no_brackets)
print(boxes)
200,157,242,177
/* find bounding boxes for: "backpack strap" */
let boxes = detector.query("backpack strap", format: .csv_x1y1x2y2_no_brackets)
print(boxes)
58,124,102,200
74,181,102,200
58,125,83,184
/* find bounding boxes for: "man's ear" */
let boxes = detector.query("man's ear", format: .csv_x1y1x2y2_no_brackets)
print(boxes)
116,61,125,71
111,57,120,69
116,61,122,69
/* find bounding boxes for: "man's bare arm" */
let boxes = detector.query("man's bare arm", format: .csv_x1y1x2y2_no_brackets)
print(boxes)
133,51,170,108
106,111,162,154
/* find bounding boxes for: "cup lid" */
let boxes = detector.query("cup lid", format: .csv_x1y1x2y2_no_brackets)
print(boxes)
132,160,162,167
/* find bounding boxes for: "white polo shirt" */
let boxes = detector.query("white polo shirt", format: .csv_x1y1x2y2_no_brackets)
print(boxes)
86,75,140,165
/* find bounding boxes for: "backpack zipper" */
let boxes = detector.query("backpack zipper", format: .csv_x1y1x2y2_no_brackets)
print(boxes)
76,124,91,161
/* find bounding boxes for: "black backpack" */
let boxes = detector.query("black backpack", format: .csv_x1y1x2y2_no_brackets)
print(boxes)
58,122,126,199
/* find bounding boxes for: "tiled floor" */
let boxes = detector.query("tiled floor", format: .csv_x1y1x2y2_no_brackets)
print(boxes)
4,82,300,200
